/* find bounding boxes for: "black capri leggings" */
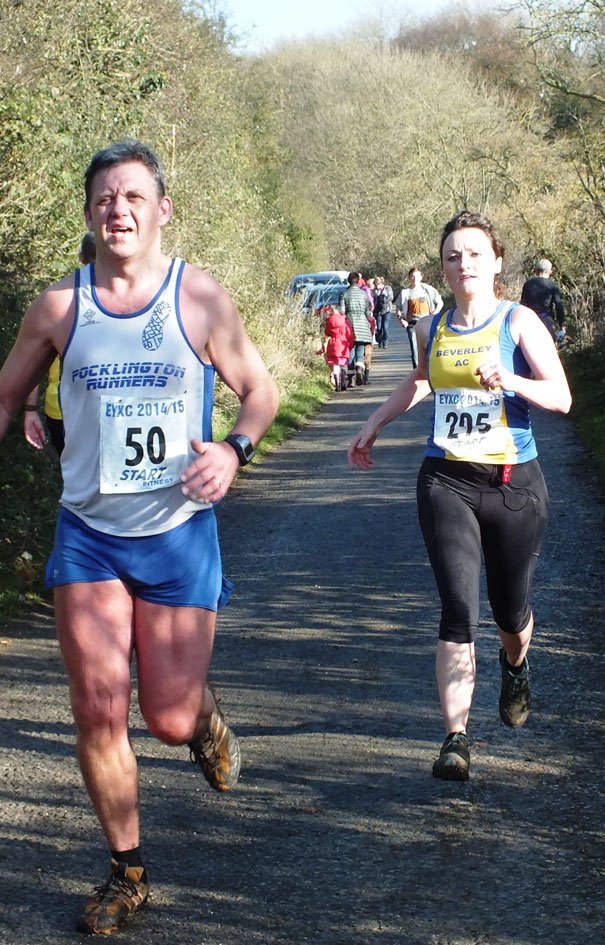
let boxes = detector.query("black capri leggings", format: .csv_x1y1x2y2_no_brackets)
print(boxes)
417,457,549,644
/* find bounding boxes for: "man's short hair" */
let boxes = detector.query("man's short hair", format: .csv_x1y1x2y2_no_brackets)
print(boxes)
84,139,167,208
408,267,422,277
348,272,360,285
536,258,552,274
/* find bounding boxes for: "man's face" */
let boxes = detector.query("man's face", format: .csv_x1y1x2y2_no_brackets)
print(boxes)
409,270,422,287
84,161,172,260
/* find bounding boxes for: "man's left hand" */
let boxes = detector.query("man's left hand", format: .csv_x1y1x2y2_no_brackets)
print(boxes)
180,439,240,502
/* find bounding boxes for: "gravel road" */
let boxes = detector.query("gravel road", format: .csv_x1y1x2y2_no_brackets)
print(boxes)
1,325,603,945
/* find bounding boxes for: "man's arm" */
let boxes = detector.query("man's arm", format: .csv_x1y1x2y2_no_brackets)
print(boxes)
395,290,409,325
178,267,279,503
426,284,443,315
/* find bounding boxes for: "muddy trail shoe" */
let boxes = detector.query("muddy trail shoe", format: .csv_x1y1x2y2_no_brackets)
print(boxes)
189,699,241,792
499,648,531,727
432,732,470,782
77,859,149,935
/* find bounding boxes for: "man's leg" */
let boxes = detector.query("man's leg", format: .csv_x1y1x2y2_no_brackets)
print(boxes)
135,599,241,792
406,324,418,368
134,600,216,745
55,581,150,934
55,581,138,851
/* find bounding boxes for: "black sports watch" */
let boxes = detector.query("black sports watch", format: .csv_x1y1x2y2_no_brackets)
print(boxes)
223,433,256,466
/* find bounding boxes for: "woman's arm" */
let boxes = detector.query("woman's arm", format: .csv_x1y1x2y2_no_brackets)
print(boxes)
475,305,571,413
348,318,433,468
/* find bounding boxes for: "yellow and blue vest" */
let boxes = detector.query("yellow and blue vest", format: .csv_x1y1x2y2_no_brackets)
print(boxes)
426,302,537,464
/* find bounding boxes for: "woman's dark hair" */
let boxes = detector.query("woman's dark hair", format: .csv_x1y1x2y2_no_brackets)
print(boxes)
84,139,166,209
439,210,505,263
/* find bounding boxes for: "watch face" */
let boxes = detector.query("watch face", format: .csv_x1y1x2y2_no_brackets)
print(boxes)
240,438,255,461
226,434,255,465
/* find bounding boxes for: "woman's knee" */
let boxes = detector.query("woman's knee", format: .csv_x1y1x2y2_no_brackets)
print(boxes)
438,620,476,644
493,606,532,636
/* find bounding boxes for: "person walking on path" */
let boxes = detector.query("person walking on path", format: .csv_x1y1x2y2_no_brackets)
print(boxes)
395,267,443,368
349,210,571,782
520,258,566,344
373,275,394,349
341,271,373,386
318,304,354,391
23,232,97,456
0,139,279,935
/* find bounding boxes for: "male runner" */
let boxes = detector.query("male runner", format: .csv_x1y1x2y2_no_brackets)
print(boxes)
0,139,279,935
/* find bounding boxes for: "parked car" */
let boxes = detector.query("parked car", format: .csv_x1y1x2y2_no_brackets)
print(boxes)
285,270,349,297
302,282,349,316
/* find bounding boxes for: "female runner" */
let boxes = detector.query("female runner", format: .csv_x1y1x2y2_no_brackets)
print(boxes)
348,210,571,781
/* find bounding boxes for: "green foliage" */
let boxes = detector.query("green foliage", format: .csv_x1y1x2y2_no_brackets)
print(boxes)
565,343,605,487
0,426,62,616
264,39,577,296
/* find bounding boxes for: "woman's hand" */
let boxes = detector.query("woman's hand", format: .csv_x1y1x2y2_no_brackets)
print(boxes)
348,427,378,470
475,360,515,392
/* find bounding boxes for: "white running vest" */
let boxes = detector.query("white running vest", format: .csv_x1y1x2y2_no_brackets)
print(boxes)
59,259,215,536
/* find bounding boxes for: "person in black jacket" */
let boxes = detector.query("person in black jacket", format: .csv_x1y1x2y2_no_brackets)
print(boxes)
520,259,566,344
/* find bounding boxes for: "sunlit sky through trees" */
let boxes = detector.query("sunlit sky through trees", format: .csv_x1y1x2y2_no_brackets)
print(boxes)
224,0,500,53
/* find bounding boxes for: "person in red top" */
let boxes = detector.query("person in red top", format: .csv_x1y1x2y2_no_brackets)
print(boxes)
318,305,355,390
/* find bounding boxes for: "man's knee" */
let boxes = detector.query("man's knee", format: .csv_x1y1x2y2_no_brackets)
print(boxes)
71,684,130,735
143,705,199,746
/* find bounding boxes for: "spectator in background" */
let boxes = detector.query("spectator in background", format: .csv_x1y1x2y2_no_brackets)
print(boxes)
395,267,443,368
341,272,373,386
23,232,97,456
359,274,375,312
373,275,394,349
520,258,566,344
317,304,354,391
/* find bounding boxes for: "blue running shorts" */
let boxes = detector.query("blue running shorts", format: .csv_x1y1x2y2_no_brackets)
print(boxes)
45,507,234,610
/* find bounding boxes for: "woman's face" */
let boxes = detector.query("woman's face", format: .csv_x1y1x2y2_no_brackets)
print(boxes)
441,227,502,298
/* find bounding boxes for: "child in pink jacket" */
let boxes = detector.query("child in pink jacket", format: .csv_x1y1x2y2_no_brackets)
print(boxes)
318,305,355,391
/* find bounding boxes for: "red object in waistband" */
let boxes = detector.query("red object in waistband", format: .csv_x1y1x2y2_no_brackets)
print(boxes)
501,464,512,484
